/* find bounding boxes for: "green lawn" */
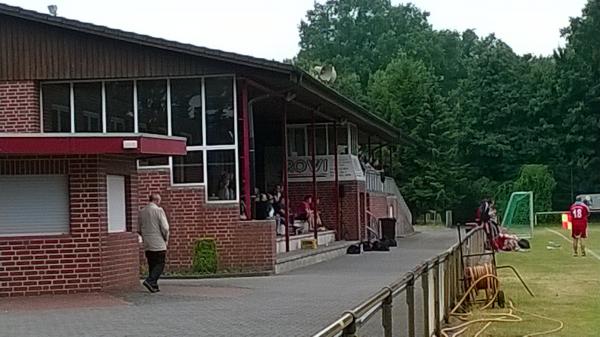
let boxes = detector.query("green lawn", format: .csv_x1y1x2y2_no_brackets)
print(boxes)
464,225,600,337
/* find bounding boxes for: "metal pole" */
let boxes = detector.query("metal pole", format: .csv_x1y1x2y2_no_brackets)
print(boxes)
433,262,441,336
311,110,318,240
382,288,393,337
406,275,416,337
282,102,290,252
240,80,251,220
333,121,340,240
422,267,430,337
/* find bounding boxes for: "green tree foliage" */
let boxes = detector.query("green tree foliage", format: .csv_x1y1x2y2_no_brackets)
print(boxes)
296,0,600,219
513,165,557,213
368,56,466,213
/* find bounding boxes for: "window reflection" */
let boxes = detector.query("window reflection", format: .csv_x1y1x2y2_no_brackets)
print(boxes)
171,79,202,146
74,82,102,133
205,77,234,145
207,150,236,201
42,84,70,132
173,151,204,184
137,80,167,135
106,81,134,132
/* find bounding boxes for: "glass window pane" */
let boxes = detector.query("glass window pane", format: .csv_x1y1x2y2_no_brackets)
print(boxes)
74,82,102,132
173,151,204,184
106,81,134,132
138,157,169,167
337,125,349,154
42,83,70,132
207,150,236,201
205,77,234,145
328,124,336,155
288,127,306,156
171,79,202,145
350,125,359,155
315,126,327,155
137,80,167,135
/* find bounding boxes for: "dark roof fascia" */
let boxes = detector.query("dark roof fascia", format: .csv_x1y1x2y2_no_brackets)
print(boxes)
0,3,293,74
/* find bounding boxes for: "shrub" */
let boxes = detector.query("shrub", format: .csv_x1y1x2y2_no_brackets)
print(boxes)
192,238,218,274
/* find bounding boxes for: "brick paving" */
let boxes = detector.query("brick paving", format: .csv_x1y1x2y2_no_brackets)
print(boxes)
0,227,457,337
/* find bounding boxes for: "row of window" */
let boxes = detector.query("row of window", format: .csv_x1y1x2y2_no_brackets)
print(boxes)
41,77,239,202
287,124,359,157
41,77,235,146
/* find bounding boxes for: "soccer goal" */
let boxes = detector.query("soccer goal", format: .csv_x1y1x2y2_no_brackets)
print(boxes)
501,191,534,238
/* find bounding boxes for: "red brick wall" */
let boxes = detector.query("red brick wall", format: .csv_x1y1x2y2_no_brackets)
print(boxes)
138,170,275,273
288,180,364,241
100,157,140,290
0,156,140,297
369,193,390,220
0,81,40,132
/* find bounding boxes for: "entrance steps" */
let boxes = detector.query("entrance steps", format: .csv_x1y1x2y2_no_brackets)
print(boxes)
275,240,357,274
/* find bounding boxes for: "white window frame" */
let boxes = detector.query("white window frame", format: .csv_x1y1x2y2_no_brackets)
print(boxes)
286,122,355,156
39,74,239,204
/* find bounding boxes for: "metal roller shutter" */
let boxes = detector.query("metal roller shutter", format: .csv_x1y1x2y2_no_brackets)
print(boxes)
0,175,70,236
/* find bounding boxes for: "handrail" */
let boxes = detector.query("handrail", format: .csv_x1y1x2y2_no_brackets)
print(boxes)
311,226,484,337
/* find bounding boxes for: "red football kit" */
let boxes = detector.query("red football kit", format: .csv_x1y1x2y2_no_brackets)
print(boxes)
570,202,590,238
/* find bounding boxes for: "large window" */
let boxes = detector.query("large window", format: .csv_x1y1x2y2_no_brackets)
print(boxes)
40,76,238,203
207,150,236,201
173,151,204,184
137,80,167,135
74,82,102,132
205,77,234,145
171,78,203,145
106,81,134,132
288,127,306,156
0,175,69,236
42,84,70,133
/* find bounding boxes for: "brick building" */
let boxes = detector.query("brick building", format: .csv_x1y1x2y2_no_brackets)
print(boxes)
0,4,412,297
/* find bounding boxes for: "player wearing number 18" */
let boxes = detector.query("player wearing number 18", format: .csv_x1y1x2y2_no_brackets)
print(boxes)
570,197,590,257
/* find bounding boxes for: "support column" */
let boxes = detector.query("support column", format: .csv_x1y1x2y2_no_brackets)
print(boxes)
282,102,290,252
240,81,251,220
333,121,340,240
311,111,318,240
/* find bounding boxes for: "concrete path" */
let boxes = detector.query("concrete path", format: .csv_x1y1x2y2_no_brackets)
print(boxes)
0,227,458,337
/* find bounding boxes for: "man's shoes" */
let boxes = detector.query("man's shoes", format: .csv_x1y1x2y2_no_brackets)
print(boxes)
573,252,578,257
143,280,158,293
582,251,587,257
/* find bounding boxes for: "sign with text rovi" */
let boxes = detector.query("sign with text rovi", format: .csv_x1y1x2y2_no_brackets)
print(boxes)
287,155,365,182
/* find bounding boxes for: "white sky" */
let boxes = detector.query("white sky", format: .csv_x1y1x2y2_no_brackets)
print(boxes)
4,0,589,61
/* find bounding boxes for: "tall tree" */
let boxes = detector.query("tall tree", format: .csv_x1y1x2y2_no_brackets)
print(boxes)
368,56,466,213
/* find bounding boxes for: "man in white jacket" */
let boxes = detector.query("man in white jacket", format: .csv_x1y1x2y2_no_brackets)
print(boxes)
139,194,169,293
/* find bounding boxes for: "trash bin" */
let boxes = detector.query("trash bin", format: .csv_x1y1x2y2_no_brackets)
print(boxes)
379,218,397,240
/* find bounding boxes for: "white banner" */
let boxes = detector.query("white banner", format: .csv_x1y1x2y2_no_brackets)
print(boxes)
287,154,365,182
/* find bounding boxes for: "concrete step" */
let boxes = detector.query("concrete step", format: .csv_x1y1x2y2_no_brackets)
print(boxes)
275,240,357,274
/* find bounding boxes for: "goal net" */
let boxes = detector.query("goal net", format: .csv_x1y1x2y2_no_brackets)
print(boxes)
501,191,534,238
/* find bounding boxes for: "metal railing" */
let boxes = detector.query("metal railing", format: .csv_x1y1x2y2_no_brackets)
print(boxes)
312,227,486,337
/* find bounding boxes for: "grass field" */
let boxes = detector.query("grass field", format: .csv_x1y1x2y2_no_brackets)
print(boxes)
460,225,600,337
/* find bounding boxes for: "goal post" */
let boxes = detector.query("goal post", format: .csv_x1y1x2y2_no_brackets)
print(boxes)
501,191,534,238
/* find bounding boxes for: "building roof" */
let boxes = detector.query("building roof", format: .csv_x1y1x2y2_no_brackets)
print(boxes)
0,3,404,143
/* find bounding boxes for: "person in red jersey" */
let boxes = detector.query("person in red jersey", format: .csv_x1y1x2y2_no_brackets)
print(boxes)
570,197,590,256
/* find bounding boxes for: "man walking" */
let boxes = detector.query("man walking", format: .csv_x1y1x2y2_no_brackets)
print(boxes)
570,197,590,257
139,194,169,292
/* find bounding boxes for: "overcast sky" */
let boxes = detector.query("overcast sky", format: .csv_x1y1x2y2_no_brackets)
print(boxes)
4,0,589,60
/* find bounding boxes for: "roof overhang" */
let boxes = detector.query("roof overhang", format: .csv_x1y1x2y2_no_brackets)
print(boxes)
0,133,187,156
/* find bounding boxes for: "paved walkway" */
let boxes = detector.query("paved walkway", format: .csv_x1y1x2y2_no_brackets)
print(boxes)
0,227,458,337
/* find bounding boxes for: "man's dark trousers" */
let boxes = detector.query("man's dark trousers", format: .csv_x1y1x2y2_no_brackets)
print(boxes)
145,250,166,288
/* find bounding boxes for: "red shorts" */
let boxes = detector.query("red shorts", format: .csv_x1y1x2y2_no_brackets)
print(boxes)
572,224,587,239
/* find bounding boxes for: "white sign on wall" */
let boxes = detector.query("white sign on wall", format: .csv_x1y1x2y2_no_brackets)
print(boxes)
287,154,365,182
